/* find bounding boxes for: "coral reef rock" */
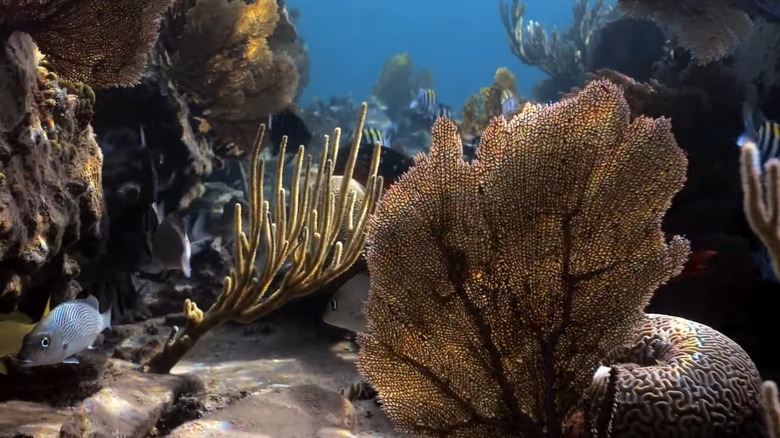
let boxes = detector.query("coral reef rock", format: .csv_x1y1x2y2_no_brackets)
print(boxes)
0,32,104,311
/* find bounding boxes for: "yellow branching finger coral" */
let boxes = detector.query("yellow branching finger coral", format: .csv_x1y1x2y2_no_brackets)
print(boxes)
0,0,175,88
144,103,383,374
356,80,689,437
171,0,298,151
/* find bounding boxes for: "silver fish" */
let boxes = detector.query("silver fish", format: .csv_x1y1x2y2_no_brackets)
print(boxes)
17,296,111,366
323,272,370,333
153,211,192,277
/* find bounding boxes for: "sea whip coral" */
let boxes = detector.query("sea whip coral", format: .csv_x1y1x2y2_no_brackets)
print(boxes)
357,79,690,437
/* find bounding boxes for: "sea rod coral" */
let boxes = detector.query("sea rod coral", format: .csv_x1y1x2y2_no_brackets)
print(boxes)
356,80,693,437
144,104,383,374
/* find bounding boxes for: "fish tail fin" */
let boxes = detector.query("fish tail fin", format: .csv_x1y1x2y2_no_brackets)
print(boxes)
100,305,112,331
182,231,193,278
738,102,762,148
182,255,192,278
42,295,51,317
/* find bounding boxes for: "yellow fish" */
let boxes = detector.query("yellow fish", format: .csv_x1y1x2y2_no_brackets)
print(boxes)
0,297,51,374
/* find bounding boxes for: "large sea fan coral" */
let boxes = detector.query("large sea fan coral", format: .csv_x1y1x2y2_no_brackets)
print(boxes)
0,0,175,88
617,0,754,64
356,80,690,437
171,0,298,150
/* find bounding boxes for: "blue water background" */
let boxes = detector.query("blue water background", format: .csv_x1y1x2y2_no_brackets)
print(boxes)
287,1,606,109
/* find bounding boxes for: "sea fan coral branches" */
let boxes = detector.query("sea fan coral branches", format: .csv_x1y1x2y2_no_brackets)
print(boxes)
617,0,754,64
171,0,298,150
356,80,690,437
0,0,175,88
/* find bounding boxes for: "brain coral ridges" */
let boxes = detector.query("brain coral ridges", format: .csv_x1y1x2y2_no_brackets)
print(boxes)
355,79,715,437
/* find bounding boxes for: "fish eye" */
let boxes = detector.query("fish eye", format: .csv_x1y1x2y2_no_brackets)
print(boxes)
40,337,50,349
329,299,338,310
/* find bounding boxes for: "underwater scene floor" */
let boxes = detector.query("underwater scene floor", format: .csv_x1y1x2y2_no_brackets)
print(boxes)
0,316,403,437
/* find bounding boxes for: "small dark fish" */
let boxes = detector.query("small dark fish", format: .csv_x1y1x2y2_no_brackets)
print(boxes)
335,139,414,192
667,250,718,283
737,103,780,167
268,108,313,155
461,134,480,161
323,272,370,333
18,296,111,367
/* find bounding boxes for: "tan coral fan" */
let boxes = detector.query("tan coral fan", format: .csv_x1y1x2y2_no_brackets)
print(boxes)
2,0,175,88
357,79,689,437
617,0,753,64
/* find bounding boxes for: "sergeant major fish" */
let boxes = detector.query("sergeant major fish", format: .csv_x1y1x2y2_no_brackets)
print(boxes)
409,88,454,121
323,272,370,333
17,296,111,367
361,126,393,148
737,102,780,167
501,88,519,116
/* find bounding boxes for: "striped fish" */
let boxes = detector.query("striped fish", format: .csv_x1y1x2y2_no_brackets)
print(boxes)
17,296,111,367
501,89,519,116
435,104,454,120
409,88,436,114
361,127,392,148
737,103,780,166
410,87,457,122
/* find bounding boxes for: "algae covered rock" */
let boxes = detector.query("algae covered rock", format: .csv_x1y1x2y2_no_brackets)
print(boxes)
0,32,104,311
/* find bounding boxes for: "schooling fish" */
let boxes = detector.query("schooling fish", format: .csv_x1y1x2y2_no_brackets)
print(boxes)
409,88,437,114
268,108,313,156
737,103,780,166
323,272,370,333
0,297,51,374
410,88,456,122
17,296,111,367
362,126,392,148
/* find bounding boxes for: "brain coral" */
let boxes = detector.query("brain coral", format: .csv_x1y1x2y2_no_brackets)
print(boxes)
580,313,764,437
356,79,690,437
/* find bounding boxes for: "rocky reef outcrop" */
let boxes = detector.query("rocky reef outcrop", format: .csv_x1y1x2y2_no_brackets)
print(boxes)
0,32,104,315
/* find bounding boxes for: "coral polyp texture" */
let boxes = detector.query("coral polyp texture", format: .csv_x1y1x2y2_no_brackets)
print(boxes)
0,0,176,88
356,79,691,437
